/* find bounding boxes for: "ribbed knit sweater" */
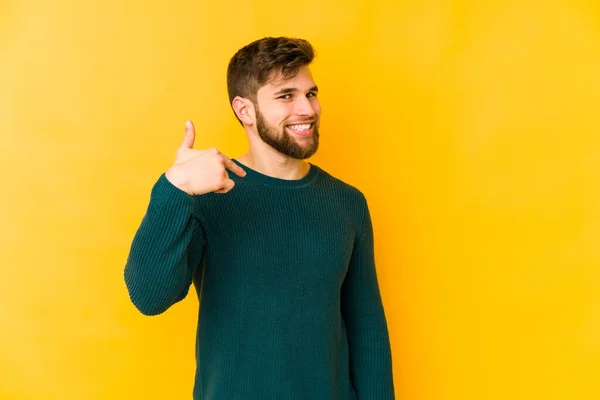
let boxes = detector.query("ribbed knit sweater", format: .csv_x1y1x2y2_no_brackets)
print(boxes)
124,159,395,399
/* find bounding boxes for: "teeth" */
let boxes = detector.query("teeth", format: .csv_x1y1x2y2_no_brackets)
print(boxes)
288,123,311,131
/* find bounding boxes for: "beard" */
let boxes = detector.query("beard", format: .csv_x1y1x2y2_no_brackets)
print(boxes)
255,109,320,160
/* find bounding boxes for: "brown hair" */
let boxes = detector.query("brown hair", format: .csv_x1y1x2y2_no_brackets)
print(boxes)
227,37,315,123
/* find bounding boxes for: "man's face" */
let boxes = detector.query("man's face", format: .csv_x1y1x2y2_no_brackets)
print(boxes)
254,66,321,160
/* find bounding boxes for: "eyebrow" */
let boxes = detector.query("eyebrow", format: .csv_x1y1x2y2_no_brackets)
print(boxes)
273,86,319,96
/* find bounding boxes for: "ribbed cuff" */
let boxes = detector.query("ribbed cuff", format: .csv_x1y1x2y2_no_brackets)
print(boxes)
149,173,195,216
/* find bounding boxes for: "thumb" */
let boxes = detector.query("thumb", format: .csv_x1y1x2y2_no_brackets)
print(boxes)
181,120,195,149
215,179,235,194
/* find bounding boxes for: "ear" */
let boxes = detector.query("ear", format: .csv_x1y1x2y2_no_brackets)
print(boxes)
232,96,255,126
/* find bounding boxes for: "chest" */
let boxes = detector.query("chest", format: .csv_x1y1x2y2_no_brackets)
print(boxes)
196,191,358,290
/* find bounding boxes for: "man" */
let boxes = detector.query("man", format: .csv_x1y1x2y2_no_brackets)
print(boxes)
124,37,395,399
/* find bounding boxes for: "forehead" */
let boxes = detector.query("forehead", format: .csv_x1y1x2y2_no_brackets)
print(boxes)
259,66,316,93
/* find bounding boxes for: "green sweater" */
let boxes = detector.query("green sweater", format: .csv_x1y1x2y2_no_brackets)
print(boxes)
124,159,395,399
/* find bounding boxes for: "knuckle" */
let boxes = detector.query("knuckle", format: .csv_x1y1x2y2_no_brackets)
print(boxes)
215,173,226,185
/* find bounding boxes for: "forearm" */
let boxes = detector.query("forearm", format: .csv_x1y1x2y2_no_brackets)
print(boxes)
343,295,395,399
124,174,205,316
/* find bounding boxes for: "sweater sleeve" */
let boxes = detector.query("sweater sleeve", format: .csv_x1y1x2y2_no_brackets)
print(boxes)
124,173,206,316
341,198,395,399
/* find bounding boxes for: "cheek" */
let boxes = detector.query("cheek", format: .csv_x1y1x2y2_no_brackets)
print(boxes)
313,102,322,117
311,97,321,110
271,108,293,125
260,100,295,126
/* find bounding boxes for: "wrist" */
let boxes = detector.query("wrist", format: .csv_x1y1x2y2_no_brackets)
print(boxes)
165,167,192,195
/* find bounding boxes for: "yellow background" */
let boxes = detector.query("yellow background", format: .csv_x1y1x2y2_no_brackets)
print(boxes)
1,0,599,399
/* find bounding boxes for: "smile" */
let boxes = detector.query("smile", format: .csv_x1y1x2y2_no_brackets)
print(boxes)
286,122,313,132
286,122,315,137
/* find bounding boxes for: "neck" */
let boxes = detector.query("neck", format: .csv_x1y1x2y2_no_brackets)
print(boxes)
236,140,311,180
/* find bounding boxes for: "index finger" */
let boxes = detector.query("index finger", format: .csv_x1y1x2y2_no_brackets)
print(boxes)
222,156,246,178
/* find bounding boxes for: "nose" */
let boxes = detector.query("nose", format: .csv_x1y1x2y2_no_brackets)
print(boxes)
294,96,316,118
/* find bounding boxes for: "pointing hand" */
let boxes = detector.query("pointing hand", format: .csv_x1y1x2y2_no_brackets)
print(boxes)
165,120,246,195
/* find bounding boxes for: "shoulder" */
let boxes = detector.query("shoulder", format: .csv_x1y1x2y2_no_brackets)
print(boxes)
313,164,368,207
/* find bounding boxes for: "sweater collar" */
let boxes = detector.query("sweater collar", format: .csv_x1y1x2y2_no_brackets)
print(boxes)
230,158,321,188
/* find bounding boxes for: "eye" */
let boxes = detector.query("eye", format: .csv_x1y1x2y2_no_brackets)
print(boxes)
307,92,317,98
278,94,292,100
